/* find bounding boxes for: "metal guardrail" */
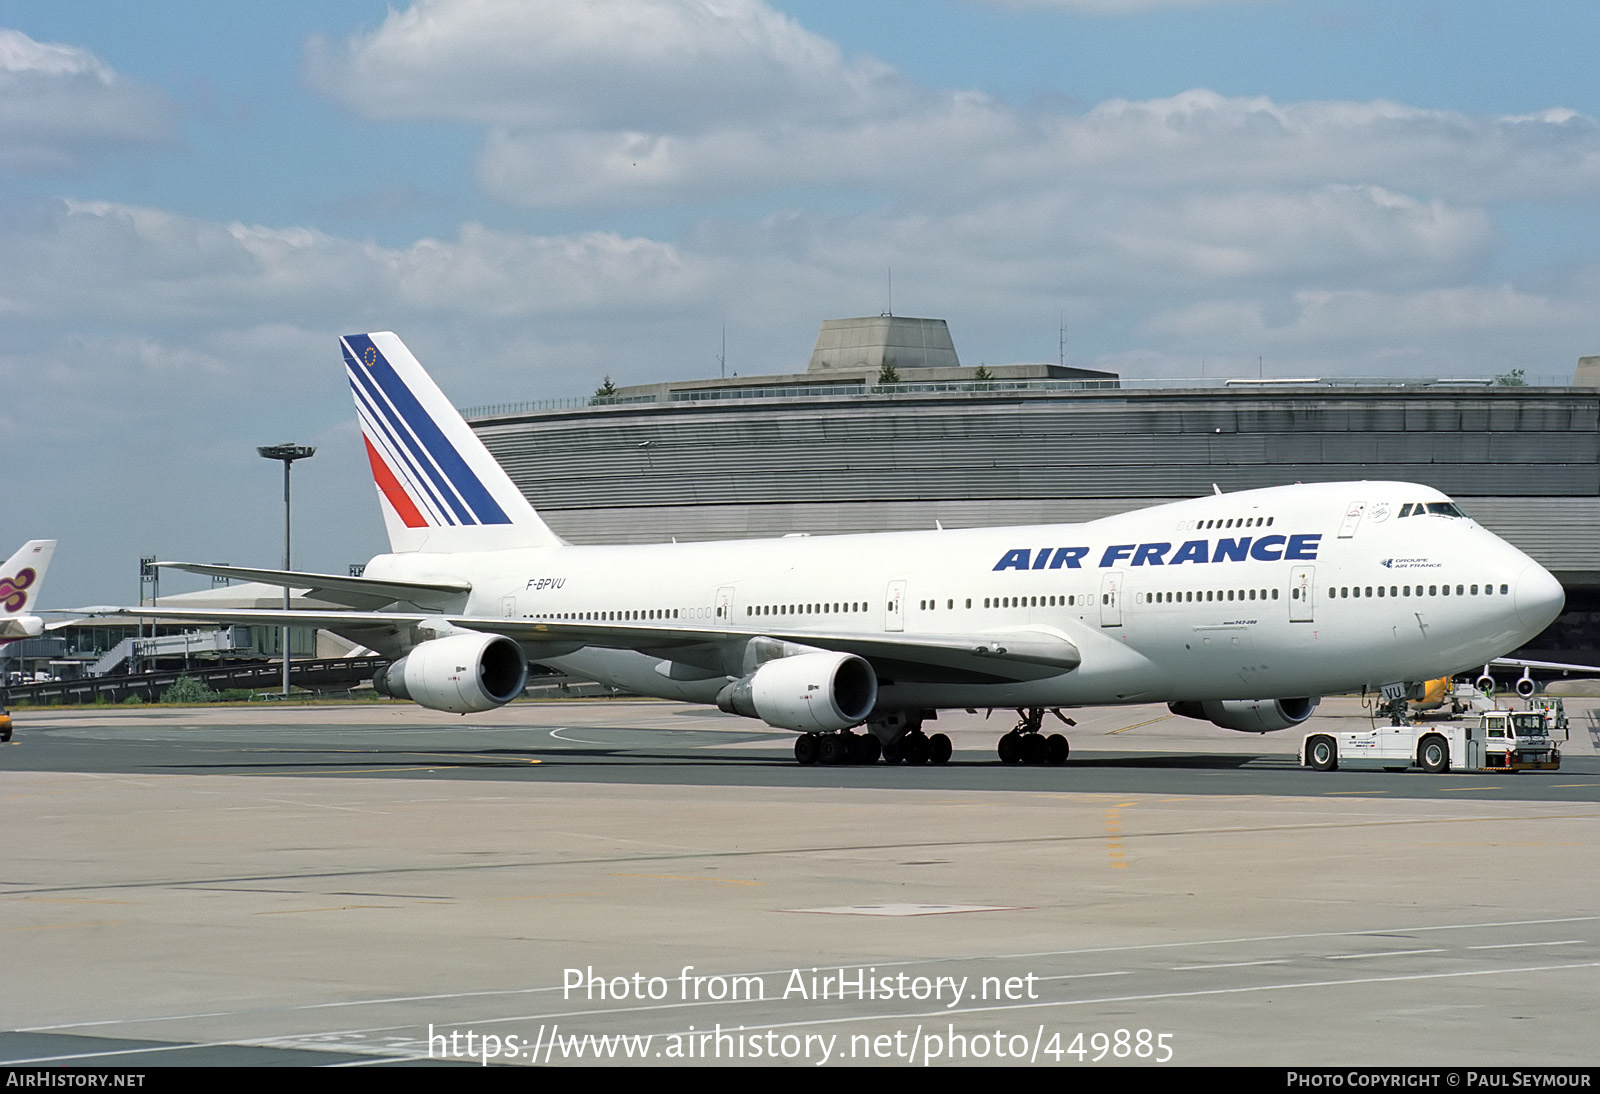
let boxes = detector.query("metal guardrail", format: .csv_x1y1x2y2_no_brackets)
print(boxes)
4,658,392,706
459,375,1576,420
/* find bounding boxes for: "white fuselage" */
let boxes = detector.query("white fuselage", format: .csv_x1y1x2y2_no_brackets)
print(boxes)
359,481,1564,715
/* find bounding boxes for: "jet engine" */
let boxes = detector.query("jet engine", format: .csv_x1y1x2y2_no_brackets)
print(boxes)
1168,697,1319,733
715,651,877,733
372,632,529,714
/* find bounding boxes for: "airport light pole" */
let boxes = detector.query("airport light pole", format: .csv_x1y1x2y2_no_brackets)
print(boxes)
257,444,315,697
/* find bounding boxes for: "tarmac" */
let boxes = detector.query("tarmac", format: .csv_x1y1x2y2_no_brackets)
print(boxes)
2,694,1597,1068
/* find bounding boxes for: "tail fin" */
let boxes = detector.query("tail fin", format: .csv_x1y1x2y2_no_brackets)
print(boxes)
341,333,564,554
0,539,55,639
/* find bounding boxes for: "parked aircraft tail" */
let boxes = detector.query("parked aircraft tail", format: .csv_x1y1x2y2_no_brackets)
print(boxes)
0,539,56,640
341,332,565,554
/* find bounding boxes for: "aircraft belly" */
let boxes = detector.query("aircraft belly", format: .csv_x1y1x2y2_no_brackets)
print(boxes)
542,647,729,705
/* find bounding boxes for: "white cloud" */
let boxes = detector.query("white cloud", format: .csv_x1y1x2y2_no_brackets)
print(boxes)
1140,284,1590,376
0,27,177,172
1054,91,1600,203
307,0,910,131
308,3,1600,214
0,199,709,326
475,90,1012,207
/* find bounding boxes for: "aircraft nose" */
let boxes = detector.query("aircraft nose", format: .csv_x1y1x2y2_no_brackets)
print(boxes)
1514,561,1564,635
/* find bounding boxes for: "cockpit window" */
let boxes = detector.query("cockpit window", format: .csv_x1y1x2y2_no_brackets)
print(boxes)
1425,502,1467,518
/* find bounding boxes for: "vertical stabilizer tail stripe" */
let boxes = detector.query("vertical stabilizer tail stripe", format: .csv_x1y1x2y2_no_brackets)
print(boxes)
347,349,471,525
349,368,460,526
341,332,565,553
343,336,510,526
363,437,428,529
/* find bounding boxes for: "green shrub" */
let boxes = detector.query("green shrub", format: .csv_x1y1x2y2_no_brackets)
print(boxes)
161,677,216,704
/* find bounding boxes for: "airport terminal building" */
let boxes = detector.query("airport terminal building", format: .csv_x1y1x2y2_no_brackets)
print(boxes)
465,316,1600,663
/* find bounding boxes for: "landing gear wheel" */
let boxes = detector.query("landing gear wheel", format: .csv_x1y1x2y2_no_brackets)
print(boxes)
1308,736,1337,771
794,733,819,765
1022,733,1048,765
928,733,952,765
903,732,931,765
1419,737,1450,774
881,736,903,764
1046,733,1069,765
819,733,847,766
997,731,1022,765
852,732,881,765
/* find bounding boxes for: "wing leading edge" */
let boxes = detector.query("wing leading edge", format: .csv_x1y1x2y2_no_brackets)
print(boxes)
79,605,1081,685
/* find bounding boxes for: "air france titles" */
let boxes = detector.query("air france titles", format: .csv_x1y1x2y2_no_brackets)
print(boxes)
993,534,1321,572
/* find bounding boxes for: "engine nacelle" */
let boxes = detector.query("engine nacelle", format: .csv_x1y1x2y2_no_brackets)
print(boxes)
372,633,528,714
715,651,877,733
1168,697,1319,734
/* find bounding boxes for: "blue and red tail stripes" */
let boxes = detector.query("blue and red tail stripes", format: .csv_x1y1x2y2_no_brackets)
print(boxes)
342,333,563,553
344,334,512,529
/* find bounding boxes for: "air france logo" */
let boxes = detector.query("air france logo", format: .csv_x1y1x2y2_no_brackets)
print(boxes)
993,534,1321,571
1380,557,1437,570
1,567,37,612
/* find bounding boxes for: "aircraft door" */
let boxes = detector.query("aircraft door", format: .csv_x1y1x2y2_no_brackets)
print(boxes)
1099,572,1123,627
1289,566,1315,622
714,585,735,625
1337,501,1366,539
884,579,906,632
501,596,516,618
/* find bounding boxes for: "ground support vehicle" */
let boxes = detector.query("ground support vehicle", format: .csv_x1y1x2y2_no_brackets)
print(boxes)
1302,710,1560,774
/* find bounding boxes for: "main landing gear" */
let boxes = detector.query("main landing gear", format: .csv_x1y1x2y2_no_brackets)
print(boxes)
997,707,1072,766
791,713,953,766
882,726,952,766
793,729,880,766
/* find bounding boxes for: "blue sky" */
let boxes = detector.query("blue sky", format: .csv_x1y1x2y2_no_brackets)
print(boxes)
4,0,1599,605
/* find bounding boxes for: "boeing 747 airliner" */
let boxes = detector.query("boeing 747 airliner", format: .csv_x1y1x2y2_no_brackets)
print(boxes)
105,333,1566,766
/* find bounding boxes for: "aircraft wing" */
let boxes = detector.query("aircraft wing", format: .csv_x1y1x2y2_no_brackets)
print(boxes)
154,562,471,610
1488,656,1600,676
76,606,1080,684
